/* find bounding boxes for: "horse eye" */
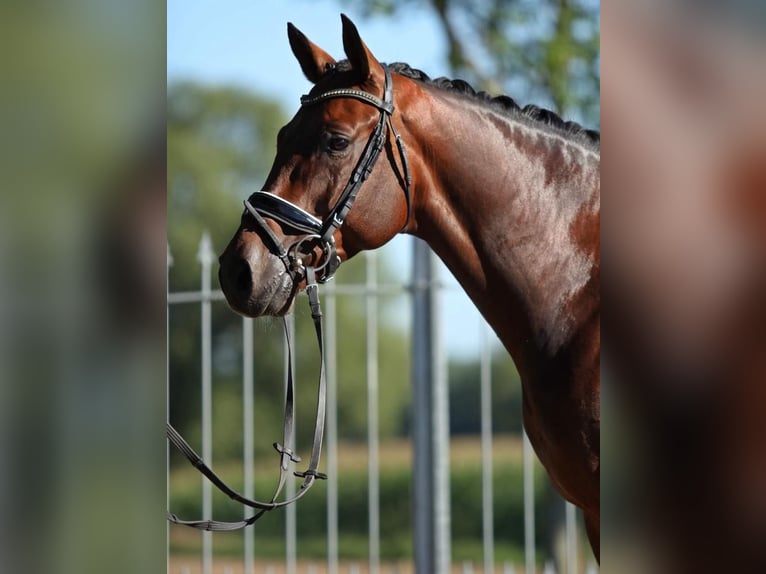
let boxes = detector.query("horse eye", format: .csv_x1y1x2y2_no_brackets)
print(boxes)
326,135,350,152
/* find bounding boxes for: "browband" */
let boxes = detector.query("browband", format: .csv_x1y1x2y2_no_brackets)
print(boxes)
300,88,394,114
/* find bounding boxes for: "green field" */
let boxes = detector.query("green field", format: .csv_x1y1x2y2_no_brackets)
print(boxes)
169,435,552,563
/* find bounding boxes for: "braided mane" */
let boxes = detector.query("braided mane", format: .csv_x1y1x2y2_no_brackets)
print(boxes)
387,62,600,148
321,60,599,149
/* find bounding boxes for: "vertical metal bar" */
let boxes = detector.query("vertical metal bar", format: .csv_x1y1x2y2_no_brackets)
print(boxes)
198,233,214,574
431,250,451,574
243,316,255,574
411,239,451,574
166,243,172,571
522,429,535,574
412,239,434,574
412,239,433,574
565,502,577,574
325,283,339,574
285,313,297,574
366,251,380,574
480,323,494,574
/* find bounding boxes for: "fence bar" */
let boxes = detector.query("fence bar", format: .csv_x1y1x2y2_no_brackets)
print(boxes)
411,239,451,574
522,429,535,574
285,313,297,574
431,252,451,574
166,281,459,306
325,284,339,574
198,233,214,574
366,251,380,574
243,317,255,574
170,235,548,574
565,502,577,574
480,323,494,574
167,244,172,574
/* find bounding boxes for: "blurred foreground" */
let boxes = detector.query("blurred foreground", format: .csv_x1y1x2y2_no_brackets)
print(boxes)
0,2,166,573
603,1,766,571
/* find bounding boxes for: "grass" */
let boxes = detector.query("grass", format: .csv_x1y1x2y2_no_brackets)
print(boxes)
169,434,548,562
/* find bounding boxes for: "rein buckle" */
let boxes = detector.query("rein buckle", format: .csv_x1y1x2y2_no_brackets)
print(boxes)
273,441,302,464
293,469,328,480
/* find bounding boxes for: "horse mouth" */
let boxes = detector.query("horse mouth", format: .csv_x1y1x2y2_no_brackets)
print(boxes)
219,259,298,318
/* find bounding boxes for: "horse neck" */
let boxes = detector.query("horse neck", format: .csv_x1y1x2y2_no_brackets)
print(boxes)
404,88,600,373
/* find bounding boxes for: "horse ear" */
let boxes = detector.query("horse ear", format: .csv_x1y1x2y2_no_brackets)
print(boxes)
341,14,378,82
287,23,336,84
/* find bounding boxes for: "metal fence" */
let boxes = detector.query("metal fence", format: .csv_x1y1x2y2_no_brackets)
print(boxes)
167,233,596,574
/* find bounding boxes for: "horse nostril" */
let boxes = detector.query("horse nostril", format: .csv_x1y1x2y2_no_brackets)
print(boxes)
235,259,252,294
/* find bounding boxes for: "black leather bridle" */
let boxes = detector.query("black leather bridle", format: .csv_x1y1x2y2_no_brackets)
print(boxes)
167,64,411,531
244,64,411,285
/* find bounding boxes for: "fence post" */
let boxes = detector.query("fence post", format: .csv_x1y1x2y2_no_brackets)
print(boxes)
480,323,495,574
325,282,339,574
523,429,535,574
243,315,255,574
197,232,215,574
367,251,380,574
167,243,172,573
411,238,450,574
565,502,577,574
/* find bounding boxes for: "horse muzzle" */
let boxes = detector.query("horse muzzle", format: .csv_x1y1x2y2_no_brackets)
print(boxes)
218,242,297,318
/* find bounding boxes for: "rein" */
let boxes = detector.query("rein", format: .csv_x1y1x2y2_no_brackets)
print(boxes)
166,276,326,531
168,64,410,530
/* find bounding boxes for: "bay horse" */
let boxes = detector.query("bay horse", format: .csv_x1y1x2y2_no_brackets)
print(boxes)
219,15,600,559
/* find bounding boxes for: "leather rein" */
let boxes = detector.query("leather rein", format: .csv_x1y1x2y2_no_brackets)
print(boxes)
167,64,411,531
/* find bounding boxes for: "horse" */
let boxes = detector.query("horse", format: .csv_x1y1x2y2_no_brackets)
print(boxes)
219,15,600,559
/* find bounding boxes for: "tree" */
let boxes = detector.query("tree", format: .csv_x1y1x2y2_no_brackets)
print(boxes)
168,81,287,290
341,0,600,125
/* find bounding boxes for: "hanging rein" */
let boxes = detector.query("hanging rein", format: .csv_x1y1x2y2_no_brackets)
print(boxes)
167,64,411,530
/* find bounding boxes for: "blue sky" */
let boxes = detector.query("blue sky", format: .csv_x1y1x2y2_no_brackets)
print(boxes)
168,1,500,358
168,0,448,104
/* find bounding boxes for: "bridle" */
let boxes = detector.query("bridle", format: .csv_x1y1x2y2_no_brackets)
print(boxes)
243,63,411,285
167,64,411,531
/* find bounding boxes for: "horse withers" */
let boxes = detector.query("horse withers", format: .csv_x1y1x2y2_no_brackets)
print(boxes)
219,15,600,559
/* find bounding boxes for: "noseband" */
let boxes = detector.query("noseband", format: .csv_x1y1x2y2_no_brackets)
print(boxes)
167,65,411,531
243,64,411,284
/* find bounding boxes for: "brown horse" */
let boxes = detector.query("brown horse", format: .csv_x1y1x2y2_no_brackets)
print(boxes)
219,15,600,558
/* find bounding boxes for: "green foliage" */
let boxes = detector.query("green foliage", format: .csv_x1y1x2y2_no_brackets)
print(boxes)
449,349,523,435
341,0,600,125
168,81,286,290
169,444,547,561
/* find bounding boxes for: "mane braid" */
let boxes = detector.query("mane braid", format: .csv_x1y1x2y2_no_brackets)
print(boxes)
387,62,600,147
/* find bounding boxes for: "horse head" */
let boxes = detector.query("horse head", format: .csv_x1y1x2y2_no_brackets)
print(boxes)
219,15,412,318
